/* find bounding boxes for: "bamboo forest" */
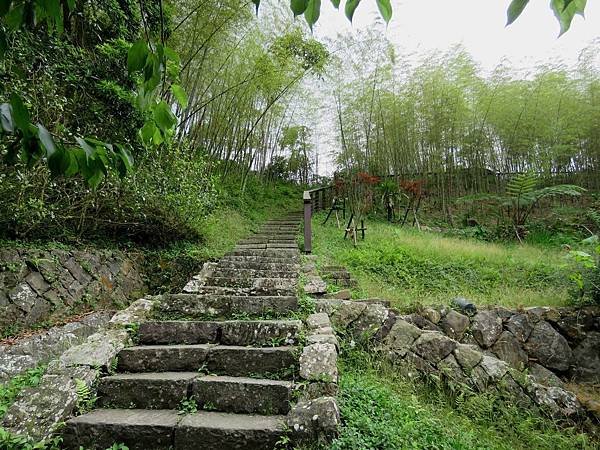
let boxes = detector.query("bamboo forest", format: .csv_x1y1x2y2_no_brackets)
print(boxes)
0,1,599,449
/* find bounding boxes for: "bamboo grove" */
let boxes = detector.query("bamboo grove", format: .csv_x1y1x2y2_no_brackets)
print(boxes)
332,37,600,211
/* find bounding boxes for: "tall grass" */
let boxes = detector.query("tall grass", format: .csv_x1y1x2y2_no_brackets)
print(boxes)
312,214,574,308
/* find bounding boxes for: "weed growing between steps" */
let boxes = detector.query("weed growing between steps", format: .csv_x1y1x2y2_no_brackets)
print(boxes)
312,214,575,309
314,350,596,450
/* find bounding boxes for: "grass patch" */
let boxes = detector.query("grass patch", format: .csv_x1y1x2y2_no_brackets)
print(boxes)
312,214,574,308
325,351,595,450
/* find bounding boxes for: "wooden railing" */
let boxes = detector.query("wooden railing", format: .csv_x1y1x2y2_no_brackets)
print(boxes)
303,185,334,253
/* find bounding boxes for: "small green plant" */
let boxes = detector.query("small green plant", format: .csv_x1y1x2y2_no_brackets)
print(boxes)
202,401,217,411
0,366,46,419
75,379,96,414
0,427,62,450
197,363,210,376
568,239,600,305
105,444,129,450
177,398,198,415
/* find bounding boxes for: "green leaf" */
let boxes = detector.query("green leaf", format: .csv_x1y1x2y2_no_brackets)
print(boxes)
127,39,148,74
10,93,30,133
506,0,530,25
153,101,177,132
48,146,78,178
0,1,11,16
116,144,134,175
0,27,6,58
37,124,57,157
330,0,340,9
152,125,164,147
376,0,392,23
139,120,157,147
304,0,321,29
345,0,361,22
75,137,95,160
164,46,180,64
67,0,75,11
0,103,13,133
171,84,188,108
291,0,308,16
551,0,586,35
4,3,23,29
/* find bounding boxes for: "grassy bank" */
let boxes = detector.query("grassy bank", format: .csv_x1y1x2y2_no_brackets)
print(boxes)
323,351,595,450
311,214,575,308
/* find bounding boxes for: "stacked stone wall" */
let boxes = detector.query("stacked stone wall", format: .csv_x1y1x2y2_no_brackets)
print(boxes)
0,247,147,334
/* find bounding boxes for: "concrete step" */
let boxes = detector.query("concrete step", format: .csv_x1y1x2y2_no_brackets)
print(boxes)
117,344,298,377
139,320,303,346
156,294,298,318
192,375,293,415
63,409,285,450
97,372,196,409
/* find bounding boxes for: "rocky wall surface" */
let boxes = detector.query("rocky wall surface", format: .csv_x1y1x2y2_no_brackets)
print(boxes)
315,298,599,423
0,247,147,333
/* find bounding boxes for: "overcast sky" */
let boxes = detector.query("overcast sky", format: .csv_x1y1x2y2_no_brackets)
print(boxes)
283,1,600,176
313,0,600,72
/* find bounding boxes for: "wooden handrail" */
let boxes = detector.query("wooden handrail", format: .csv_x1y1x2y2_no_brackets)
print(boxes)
303,185,334,253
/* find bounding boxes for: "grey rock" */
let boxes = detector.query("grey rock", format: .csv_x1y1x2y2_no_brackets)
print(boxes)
306,313,332,331
453,344,483,372
438,353,467,382
307,333,339,348
287,397,340,444
8,283,38,312
383,319,422,358
3,366,98,442
56,329,130,370
330,301,367,329
440,310,470,340
300,343,338,382
571,332,600,382
524,321,572,372
404,313,442,332
323,289,351,300
479,355,508,380
25,271,50,295
109,297,155,327
352,303,389,340
421,307,441,324
529,362,565,388
412,331,457,363
492,331,528,370
505,314,533,343
472,310,503,348
304,276,327,295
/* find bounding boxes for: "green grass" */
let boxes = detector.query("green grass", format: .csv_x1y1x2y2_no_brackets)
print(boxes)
324,351,594,450
0,366,46,419
312,214,575,308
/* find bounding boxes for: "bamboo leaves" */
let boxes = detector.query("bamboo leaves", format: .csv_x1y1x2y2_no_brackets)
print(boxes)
506,0,530,25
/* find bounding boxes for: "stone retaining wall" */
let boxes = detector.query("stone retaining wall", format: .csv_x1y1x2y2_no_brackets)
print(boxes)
0,247,146,334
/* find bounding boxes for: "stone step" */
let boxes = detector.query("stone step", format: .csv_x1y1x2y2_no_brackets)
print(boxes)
117,344,298,377
184,285,296,297
139,320,303,346
191,375,293,415
156,294,298,318
97,372,196,409
235,243,298,250
227,249,300,258
204,277,297,292
210,268,297,279
220,256,300,264
216,261,300,271
63,409,285,450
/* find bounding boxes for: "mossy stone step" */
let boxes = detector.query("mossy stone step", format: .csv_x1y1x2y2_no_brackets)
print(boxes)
117,344,298,376
191,375,293,415
139,320,302,346
227,249,300,258
210,268,298,279
203,276,297,292
98,372,196,409
219,255,300,264
63,409,286,450
156,294,298,318
216,260,300,271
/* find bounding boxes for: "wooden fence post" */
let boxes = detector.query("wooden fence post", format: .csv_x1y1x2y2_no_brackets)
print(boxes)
303,190,312,253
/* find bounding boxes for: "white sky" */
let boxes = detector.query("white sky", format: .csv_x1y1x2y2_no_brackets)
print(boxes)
313,0,600,72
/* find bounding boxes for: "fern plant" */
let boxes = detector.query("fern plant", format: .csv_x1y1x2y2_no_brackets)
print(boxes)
461,172,585,241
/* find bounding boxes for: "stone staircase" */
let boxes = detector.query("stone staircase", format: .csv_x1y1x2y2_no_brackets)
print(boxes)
63,214,309,450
